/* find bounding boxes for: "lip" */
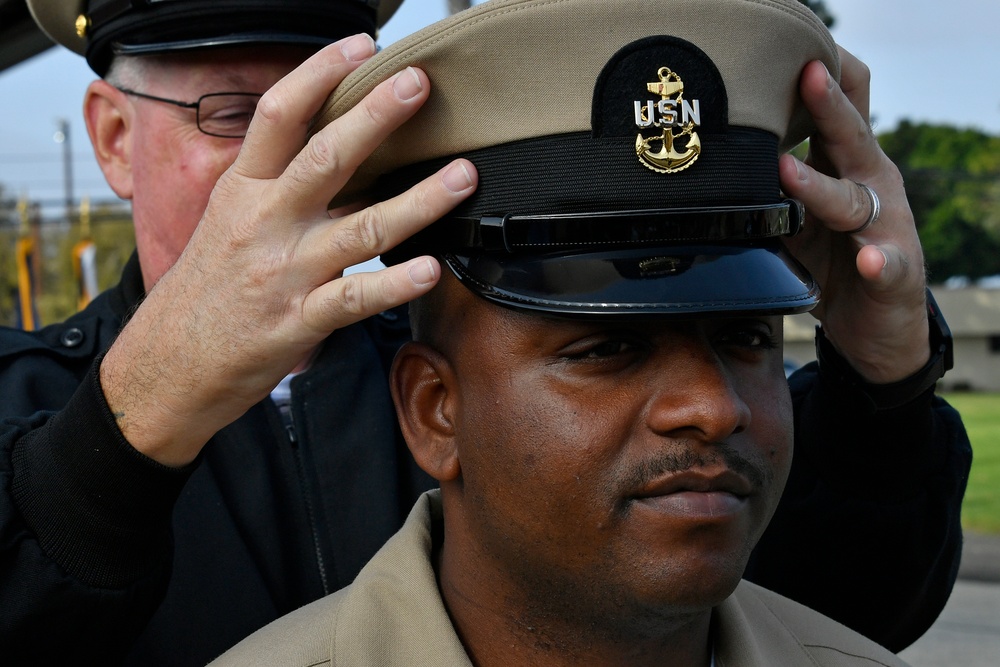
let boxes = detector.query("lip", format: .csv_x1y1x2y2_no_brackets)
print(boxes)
630,469,755,518
634,469,755,498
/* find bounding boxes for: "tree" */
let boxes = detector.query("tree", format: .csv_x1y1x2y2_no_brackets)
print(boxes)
0,184,15,227
799,0,835,28
879,121,1000,280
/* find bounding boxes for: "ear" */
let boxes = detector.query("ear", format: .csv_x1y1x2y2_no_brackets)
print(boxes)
84,80,134,199
390,341,461,483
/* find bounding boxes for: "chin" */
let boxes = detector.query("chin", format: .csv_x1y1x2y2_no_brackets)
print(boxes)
669,562,746,610
600,565,745,639
624,540,753,614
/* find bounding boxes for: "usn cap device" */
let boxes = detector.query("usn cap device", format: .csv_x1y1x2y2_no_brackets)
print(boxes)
317,0,840,318
27,0,404,76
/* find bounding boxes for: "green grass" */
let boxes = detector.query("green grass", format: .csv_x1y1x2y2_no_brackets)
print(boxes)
941,393,1000,535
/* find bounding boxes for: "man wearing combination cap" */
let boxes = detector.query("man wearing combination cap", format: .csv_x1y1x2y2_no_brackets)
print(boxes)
212,2,930,664
1,1,463,665
0,0,969,664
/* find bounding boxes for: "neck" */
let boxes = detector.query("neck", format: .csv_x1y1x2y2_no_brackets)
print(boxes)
437,542,714,667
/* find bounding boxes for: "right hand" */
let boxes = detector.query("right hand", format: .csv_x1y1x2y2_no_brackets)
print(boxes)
100,36,478,466
779,47,928,384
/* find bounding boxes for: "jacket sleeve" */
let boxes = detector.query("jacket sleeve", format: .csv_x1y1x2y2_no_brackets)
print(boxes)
745,357,972,652
0,360,195,664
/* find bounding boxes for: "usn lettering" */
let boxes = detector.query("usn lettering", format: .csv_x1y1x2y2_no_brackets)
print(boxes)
633,99,701,129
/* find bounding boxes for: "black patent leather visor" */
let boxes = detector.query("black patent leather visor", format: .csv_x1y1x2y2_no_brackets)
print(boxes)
442,240,819,317
388,200,819,317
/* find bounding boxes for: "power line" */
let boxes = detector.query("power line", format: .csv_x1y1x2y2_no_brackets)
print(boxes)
0,154,99,164
0,179,117,188
0,197,124,208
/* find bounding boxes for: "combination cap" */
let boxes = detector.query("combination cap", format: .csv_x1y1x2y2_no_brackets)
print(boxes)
317,0,840,318
27,0,404,75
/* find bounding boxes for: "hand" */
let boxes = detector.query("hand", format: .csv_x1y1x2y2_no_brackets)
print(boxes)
780,46,928,385
100,37,478,466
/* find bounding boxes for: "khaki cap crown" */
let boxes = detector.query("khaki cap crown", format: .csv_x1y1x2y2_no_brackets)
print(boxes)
318,0,839,204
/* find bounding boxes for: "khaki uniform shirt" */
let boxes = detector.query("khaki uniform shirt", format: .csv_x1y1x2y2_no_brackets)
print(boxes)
211,491,910,667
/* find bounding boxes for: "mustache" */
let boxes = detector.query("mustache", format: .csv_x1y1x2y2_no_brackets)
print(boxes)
618,444,770,494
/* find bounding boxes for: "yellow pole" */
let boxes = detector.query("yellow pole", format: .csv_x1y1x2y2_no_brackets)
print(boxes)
72,196,98,309
15,197,39,330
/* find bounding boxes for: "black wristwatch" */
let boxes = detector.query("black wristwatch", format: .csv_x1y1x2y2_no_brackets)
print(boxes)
815,288,954,413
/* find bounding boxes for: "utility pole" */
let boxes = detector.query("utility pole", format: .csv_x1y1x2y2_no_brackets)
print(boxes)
54,118,74,223
448,0,471,14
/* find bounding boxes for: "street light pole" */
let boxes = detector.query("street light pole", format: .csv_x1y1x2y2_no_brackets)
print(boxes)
54,118,74,223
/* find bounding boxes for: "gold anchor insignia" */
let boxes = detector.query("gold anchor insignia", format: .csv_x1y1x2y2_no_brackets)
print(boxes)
635,67,701,174
75,14,91,39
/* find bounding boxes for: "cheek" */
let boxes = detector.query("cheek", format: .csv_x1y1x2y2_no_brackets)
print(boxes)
130,130,242,274
460,372,626,537
140,139,237,209
133,120,240,196
461,382,554,488
465,373,615,467
747,374,794,501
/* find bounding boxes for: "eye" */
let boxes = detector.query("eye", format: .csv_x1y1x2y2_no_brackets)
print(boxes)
714,322,779,351
580,339,636,359
198,94,260,135
202,105,254,127
559,333,646,363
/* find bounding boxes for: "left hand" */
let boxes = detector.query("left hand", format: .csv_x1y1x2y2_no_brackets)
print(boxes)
780,46,929,384
100,41,478,466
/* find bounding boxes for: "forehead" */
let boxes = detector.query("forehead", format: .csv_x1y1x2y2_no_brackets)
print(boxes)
133,44,316,90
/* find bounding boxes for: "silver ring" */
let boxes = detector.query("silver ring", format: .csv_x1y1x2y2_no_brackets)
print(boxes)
847,182,880,234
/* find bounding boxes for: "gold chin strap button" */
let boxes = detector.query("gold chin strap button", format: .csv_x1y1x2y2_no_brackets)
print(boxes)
75,14,91,39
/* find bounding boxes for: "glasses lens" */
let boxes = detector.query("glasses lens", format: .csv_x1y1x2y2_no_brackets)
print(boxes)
197,93,261,138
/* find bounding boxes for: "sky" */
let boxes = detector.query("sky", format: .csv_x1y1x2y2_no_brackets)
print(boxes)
1,0,998,217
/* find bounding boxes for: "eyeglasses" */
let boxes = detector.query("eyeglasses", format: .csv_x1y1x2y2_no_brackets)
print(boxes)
115,87,262,138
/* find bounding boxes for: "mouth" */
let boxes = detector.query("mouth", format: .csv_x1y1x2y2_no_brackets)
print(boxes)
630,469,754,519
635,469,754,498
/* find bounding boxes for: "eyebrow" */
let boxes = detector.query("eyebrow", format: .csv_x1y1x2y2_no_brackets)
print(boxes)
217,71,260,91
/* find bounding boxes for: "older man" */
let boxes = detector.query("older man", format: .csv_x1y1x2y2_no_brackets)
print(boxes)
1,1,474,665
0,0,968,665
211,1,927,664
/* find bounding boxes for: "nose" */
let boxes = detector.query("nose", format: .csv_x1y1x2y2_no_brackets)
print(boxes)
644,337,752,443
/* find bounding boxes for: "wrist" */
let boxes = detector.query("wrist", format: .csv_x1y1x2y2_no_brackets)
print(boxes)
99,336,212,467
815,288,953,413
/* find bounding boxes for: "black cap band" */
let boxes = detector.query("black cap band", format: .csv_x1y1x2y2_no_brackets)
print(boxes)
390,201,803,261
85,0,376,75
376,128,782,220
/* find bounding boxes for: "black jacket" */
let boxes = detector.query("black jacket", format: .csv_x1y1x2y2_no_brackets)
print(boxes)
0,252,971,664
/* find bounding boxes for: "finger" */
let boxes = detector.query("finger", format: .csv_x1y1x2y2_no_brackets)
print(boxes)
301,256,441,335
836,45,871,125
279,66,433,215
856,242,926,299
798,59,880,178
855,245,892,289
779,154,873,234
856,243,891,288
234,34,377,180
303,158,478,273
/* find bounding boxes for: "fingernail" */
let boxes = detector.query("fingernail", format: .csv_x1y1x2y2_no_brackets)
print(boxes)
408,258,437,286
441,161,473,193
341,33,375,62
392,67,423,101
793,156,807,181
824,64,835,91
879,249,888,271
